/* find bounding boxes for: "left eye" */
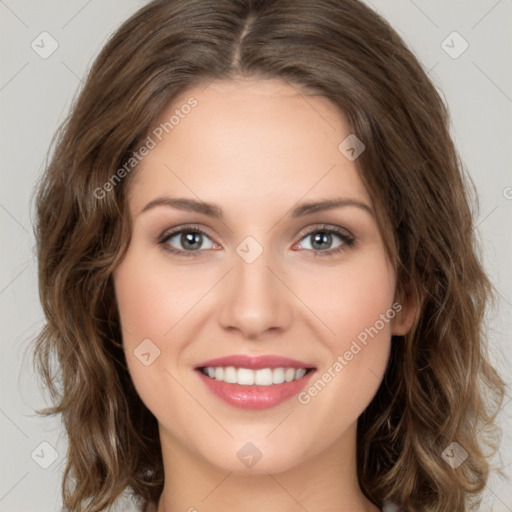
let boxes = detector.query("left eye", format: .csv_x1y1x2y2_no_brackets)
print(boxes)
295,228,352,252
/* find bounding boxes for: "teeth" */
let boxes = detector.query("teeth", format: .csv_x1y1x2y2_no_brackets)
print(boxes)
214,367,224,381
284,368,295,382
295,368,307,379
272,367,285,384
237,368,254,385
224,366,237,384
201,366,309,386
254,368,273,386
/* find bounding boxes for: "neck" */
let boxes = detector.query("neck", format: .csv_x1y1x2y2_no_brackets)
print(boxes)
155,422,380,512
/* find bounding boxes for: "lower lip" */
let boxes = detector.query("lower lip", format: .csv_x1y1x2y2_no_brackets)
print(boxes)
196,370,316,410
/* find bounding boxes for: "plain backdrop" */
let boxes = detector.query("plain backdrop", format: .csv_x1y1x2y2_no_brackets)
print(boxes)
1,1,511,511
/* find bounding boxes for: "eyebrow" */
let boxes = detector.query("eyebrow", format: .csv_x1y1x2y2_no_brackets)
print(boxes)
138,196,373,219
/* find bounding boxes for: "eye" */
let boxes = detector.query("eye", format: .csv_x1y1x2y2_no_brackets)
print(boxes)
158,223,355,258
159,226,218,256
294,225,355,256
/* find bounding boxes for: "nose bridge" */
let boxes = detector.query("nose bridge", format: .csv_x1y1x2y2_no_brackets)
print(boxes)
218,237,292,338
234,241,274,291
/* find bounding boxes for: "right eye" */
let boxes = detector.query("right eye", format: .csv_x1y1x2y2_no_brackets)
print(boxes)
159,226,219,256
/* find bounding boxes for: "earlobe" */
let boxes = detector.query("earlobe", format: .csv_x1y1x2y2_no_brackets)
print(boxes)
391,287,422,336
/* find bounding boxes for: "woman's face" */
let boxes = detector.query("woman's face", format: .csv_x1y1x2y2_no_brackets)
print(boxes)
113,78,412,474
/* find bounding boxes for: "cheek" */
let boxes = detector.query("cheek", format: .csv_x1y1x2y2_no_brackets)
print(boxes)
113,247,207,342
112,247,216,422
294,251,395,416
112,250,179,404
296,249,396,346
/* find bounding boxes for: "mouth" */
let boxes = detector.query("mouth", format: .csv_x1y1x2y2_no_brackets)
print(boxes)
194,355,316,410
197,366,315,385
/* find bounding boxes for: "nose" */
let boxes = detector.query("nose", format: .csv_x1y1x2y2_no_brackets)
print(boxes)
218,247,293,340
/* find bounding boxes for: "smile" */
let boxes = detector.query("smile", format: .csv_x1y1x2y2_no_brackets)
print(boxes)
194,354,316,410
199,366,310,385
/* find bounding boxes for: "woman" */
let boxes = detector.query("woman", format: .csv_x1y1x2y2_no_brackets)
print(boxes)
32,1,506,511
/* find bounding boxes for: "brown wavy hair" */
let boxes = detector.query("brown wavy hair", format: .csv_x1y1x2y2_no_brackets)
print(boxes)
32,0,507,511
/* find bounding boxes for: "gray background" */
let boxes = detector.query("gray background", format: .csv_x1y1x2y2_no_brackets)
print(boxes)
1,1,511,511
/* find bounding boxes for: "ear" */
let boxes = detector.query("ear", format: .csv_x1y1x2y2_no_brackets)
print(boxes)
391,286,422,336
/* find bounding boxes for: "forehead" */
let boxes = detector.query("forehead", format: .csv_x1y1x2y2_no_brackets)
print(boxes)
128,78,371,216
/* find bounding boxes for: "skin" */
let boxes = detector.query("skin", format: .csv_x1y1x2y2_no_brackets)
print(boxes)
112,78,417,512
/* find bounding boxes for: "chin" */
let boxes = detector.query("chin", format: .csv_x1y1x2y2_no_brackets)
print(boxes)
193,435,312,475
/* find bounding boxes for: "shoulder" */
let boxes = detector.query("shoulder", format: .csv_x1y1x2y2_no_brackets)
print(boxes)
382,501,399,512
107,492,157,512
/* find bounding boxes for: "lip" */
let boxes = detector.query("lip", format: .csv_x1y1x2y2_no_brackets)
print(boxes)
194,354,315,370
194,354,317,410
196,369,316,410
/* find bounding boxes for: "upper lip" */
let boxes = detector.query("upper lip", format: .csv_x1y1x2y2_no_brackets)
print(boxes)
195,354,316,370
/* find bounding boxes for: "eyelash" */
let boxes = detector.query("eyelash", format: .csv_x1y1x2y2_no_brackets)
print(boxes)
157,224,355,258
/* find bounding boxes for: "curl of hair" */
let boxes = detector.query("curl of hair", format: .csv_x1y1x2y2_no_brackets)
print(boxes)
32,1,506,511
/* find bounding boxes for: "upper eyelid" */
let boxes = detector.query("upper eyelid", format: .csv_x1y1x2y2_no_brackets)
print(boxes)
159,224,213,242
159,223,354,247
298,223,353,237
